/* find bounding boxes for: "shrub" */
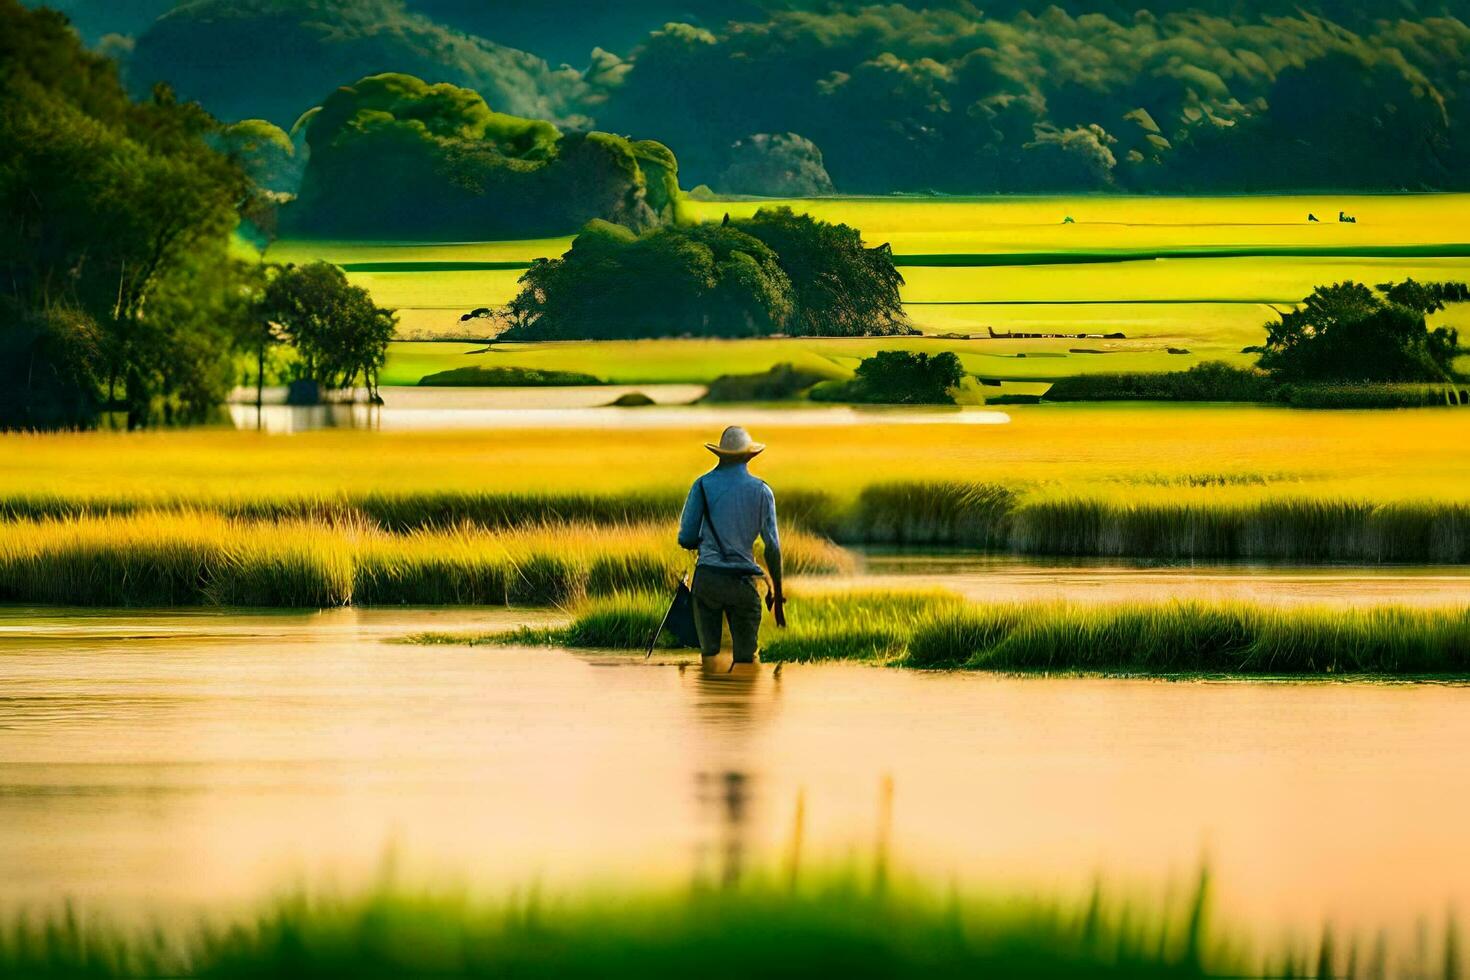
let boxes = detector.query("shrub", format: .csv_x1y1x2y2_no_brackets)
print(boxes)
701,363,838,402
812,351,964,404
1045,362,1276,402
418,366,604,386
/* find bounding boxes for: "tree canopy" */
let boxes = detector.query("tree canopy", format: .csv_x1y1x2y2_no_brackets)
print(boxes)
499,208,912,341
260,263,397,401
127,0,589,130
1,0,250,429
285,73,680,238
1257,280,1462,382
813,350,966,404
57,0,1470,194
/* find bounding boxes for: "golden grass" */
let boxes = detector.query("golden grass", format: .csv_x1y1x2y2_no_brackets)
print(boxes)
0,512,852,607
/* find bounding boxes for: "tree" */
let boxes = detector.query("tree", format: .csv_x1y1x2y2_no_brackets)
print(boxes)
734,208,910,337
1257,280,1462,382
813,350,966,404
502,219,793,341
261,263,397,402
1,0,251,429
287,73,680,239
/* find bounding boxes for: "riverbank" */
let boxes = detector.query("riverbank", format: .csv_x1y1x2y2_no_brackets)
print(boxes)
429,592,1470,677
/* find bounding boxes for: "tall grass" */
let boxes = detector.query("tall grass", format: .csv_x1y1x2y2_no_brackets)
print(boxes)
3,488,1466,569
0,513,852,608
2,865,1465,978
1009,496,1470,562
0,868,1272,979
468,591,1470,676
5,410,1469,562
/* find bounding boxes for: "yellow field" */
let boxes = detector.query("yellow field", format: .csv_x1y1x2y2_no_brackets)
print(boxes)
268,193,1470,385
7,405,1466,506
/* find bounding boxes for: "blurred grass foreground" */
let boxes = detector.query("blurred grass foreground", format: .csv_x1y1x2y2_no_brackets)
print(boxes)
0,866,1434,979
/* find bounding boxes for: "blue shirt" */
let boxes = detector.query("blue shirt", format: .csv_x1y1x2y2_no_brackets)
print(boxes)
677,462,780,575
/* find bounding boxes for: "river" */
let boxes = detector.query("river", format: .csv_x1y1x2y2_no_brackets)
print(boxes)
2,601,1469,944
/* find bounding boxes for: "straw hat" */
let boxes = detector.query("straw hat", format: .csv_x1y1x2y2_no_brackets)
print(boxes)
706,425,765,459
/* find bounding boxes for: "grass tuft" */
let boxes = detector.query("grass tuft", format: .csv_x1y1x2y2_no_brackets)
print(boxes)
456,591,1470,676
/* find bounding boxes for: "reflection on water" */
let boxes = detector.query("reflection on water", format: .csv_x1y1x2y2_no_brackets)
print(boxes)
826,553,1470,607
3,605,1470,943
226,386,1009,432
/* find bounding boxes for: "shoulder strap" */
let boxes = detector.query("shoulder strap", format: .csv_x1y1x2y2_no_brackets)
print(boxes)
697,478,734,561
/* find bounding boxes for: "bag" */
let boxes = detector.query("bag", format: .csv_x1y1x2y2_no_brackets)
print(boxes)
648,578,702,656
646,479,723,655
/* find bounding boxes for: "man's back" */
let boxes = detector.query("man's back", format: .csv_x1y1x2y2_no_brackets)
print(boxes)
678,461,779,576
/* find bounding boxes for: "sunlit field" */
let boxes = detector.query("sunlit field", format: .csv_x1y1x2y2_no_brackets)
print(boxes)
5,406,1468,564
269,193,1470,384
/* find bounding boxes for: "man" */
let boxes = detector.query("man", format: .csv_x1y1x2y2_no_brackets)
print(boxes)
677,425,786,662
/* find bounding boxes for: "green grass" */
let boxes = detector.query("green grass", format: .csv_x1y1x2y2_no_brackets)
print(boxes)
451,590,1470,676
379,338,1259,387
1,865,1369,979
268,193,1470,388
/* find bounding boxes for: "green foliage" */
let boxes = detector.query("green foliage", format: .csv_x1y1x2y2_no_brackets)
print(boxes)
814,350,964,404
260,262,397,398
736,207,910,337
596,5,1470,193
1280,382,1470,408
700,363,839,402
470,588,1470,676
417,365,604,386
500,207,912,341
1258,280,1463,382
287,72,679,238
128,0,589,128
499,219,794,340
0,0,251,429
1045,362,1278,402
0,865,1269,979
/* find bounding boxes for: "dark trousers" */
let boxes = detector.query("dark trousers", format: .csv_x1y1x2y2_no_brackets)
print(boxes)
691,565,763,662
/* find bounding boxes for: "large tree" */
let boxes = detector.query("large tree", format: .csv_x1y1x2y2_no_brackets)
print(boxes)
1257,280,1462,382
261,263,397,401
499,208,912,341
1,0,250,429
286,73,680,238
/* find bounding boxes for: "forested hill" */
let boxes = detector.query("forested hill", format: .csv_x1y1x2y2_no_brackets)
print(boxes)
26,0,1470,194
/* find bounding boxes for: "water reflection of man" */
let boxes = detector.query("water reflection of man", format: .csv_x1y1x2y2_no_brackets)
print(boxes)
688,660,778,888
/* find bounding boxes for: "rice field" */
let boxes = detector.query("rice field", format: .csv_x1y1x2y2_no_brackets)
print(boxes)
267,193,1470,385
455,590,1470,676
5,406,1468,564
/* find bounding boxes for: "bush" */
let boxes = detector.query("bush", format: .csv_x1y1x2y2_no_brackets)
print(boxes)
1257,280,1462,383
811,351,964,404
1045,362,1276,402
701,363,837,402
499,207,914,341
1281,383,1469,408
418,366,604,386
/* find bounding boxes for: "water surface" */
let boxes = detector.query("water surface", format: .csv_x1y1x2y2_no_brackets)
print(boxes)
3,605,1469,942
